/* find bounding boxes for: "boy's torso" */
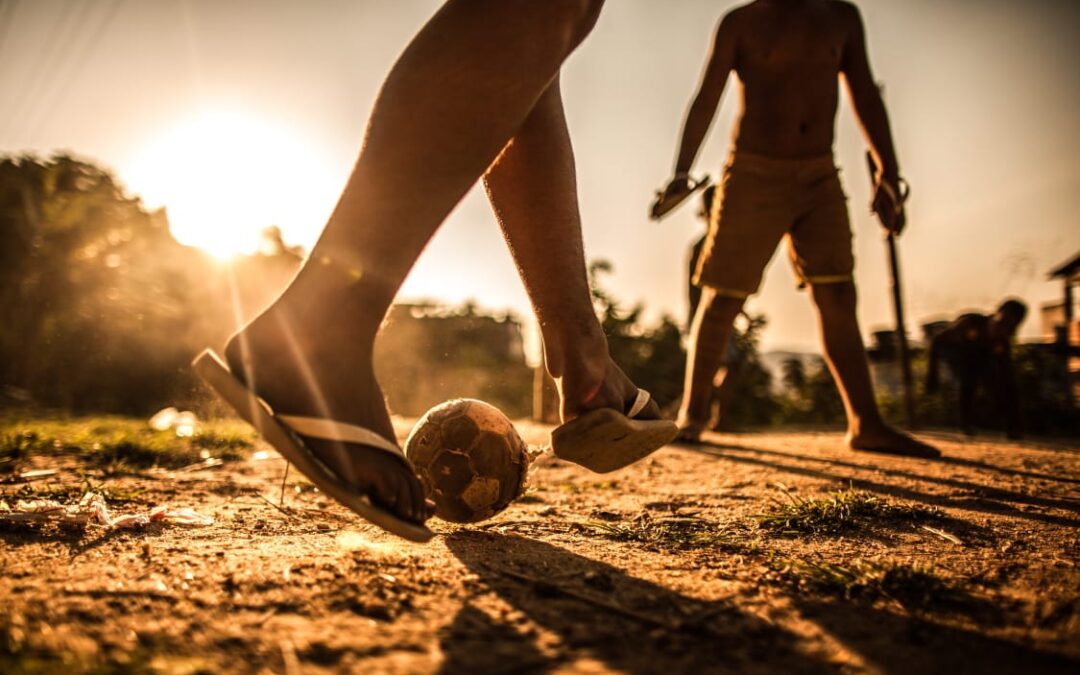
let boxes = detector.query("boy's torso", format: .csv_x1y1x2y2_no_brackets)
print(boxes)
727,0,854,159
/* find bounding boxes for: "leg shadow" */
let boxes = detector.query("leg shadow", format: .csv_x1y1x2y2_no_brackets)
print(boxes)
792,596,1078,675
680,441,1080,529
437,602,555,675
444,531,827,675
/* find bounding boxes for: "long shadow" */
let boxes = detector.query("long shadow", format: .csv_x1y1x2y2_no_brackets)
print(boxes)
444,531,826,675
679,439,1080,513
935,454,1080,486
680,441,1080,529
792,597,1078,675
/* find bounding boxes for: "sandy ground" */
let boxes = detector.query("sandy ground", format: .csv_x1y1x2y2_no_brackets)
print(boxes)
1,419,1078,674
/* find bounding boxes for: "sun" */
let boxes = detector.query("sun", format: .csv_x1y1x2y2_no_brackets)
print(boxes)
123,109,340,259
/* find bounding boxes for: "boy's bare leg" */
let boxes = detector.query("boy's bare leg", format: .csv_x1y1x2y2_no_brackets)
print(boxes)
810,282,940,458
223,0,606,522
676,288,745,441
483,78,662,424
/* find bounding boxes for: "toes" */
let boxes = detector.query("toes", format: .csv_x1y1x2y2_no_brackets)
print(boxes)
401,471,428,522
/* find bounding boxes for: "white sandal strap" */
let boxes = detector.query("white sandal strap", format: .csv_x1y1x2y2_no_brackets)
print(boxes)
276,415,404,458
627,389,651,419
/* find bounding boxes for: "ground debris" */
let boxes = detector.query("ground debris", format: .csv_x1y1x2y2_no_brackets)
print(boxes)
0,491,213,530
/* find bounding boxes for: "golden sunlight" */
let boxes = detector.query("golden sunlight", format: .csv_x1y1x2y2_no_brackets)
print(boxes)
123,109,339,258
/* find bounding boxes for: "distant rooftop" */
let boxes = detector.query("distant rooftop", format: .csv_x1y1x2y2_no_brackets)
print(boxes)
1049,252,1080,279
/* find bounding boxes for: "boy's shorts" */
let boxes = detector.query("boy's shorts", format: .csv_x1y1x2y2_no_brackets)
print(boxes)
693,152,854,298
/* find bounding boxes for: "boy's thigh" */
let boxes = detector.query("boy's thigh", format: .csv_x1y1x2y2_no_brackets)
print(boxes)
787,176,854,287
694,169,790,298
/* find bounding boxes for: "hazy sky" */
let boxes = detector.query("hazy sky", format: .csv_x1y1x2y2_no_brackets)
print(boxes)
1,0,1077,353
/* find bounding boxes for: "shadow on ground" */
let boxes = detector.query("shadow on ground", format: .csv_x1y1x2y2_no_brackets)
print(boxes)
443,531,821,674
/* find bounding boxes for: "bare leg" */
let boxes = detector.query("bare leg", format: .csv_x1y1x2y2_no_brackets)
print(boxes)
483,78,660,423
810,282,940,458
223,0,607,522
676,287,744,441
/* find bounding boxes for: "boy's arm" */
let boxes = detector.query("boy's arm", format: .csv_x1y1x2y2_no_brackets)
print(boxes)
661,14,738,196
839,3,906,231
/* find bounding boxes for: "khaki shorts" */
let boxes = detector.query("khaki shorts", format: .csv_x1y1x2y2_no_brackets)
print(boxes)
693,152,854,298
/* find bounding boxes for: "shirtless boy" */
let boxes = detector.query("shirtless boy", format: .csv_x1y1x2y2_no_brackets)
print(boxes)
658,0,939,457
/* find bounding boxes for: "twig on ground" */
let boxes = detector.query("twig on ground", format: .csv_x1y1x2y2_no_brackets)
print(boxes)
920,525,963,545
257,493,298,521
279,462,291,507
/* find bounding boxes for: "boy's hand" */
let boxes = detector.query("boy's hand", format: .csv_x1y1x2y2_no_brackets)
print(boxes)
650,174,709,220
870,175,909,235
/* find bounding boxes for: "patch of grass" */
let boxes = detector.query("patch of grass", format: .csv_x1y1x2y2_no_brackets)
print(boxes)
1,478,146,505
0,432,51,473
754,484,940,536
768,555,954,609
577,511,726,552
0,416,254,473
190,429,253,454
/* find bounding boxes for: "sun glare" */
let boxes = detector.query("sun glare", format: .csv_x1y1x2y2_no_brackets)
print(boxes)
123,109,340,258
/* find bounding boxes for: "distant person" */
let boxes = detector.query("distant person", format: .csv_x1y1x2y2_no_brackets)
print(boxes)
654,0,939,457
686,185,742,430
194,1,676,542
925,299,1027,438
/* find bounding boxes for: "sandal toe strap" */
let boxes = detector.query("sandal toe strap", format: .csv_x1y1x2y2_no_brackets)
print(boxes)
276,415,405,459
627,390,652,419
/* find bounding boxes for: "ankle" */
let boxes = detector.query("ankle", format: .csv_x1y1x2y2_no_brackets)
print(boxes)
543,319,608,382
847,415,887,438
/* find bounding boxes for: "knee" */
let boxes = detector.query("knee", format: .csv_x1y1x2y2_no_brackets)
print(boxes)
811,281,857,314
696,290,744,329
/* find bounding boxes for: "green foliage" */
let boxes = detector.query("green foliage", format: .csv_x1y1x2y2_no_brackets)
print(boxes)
774,356,846,426
715,314,780,428
0,154,302,415
589,260,687,407
754,484,941,536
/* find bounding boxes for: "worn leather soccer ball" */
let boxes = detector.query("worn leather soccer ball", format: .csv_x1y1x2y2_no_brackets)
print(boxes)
404,399,529,523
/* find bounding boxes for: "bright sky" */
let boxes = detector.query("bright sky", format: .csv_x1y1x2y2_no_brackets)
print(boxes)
1,0,1077,352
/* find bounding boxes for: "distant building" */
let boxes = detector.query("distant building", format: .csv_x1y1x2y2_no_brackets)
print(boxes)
374,302,532,417
1046,252,1080,404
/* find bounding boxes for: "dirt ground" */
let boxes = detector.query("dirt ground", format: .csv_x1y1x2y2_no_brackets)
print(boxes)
1,417,1078,675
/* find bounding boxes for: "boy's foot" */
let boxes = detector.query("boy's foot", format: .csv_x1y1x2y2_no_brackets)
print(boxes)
552,345,675,471
223,302,429,524
847,424,941,459
673,422,706,444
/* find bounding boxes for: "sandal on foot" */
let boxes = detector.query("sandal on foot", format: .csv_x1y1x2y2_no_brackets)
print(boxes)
192,349,434,542
550,390,678,474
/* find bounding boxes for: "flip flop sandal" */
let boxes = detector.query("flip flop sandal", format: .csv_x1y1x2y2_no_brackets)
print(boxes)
649,174,711,221
192,349,434,542
550,390,678,474
865,152,910,231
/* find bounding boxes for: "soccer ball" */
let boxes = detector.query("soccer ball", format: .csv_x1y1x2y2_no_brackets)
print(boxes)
404,399,529,523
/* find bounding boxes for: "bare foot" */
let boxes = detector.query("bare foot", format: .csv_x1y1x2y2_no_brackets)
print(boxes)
556,346,664,424
847,424,941,459
223,300,429,523
673,422,705,444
